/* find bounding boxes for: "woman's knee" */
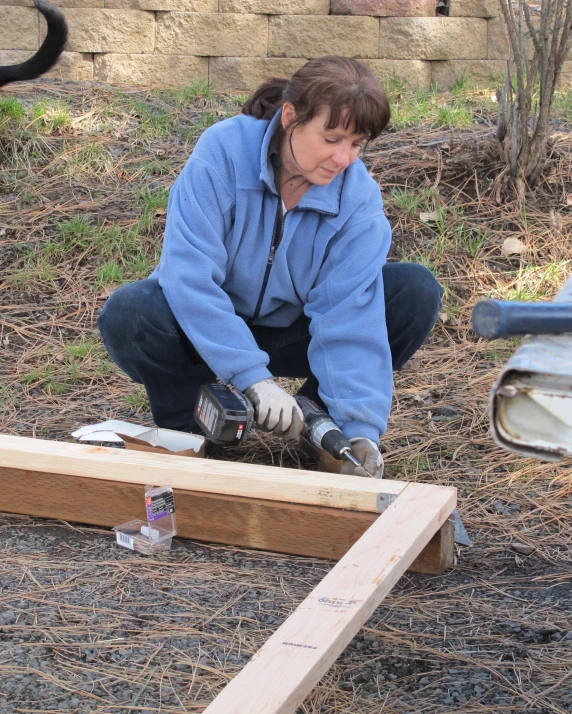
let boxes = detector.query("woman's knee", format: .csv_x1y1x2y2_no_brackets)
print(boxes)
405,263,442,313
97,279,178,351
383,262,443,324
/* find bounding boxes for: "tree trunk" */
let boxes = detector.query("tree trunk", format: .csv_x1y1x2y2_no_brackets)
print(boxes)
497,0,572,187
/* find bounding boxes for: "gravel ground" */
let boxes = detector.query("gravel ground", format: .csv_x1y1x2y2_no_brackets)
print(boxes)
1,512,571,714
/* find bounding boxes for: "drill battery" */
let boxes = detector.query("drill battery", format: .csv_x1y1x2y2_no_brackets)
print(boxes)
194,383,254,446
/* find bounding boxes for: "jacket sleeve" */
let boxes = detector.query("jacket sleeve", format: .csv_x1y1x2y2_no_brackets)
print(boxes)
157,147,273,391
303,195,393,443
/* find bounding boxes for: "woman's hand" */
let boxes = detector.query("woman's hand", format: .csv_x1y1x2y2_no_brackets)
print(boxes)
244,379,304,438
340,438,384,479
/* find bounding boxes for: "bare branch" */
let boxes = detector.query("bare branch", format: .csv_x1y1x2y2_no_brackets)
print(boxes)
523,2,542,54
554,0,572,67
497,69,509,143
510,93,519,178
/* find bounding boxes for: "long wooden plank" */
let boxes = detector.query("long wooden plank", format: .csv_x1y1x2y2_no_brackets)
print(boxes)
0,435,403,512
0,466,453,573
203,482,456,714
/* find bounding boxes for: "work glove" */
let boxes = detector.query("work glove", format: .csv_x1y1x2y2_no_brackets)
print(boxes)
244,379,304,439
340,438,384,479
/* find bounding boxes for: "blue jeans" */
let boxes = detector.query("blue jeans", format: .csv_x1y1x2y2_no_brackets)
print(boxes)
97,263,442,433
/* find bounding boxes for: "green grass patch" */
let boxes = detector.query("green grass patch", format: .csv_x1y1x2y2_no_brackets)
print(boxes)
436,102,473,128
0,131,56,169
135,186,170,233
124,255,154,280
97,262,125,286
225,91,249,107
62,339,114,380
51,141,116,177
135,156,174,179
137,185,169,213
0,97,26,126
31,100,73,132
552,88,572,118
387,187,423,217
17,192,38,207
56,215,95,251
382,75,495,129
163,79,216,107
129,98,175,138
494,261,572,302
9,247,59,288
20,365,55,386
73,142,115,175
124,385,150,412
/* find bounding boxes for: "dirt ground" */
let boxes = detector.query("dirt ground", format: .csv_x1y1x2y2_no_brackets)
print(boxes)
0,78,571,713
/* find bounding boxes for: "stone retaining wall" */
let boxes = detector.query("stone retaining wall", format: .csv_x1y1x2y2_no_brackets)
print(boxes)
0,0,571,91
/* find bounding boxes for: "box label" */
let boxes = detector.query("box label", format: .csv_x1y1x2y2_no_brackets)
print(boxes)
146,490,175,522
116,532,134,550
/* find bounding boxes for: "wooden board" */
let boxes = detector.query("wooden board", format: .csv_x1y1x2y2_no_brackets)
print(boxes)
0,434,403,512
203,482,456,714
0,466,453,573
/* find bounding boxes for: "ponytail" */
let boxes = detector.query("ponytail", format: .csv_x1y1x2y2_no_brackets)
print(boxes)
241,77,288,120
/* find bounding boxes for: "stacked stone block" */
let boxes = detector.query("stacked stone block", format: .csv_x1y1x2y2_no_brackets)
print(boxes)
0,0,570,91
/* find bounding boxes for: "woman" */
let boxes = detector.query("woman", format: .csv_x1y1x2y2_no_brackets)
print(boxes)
98,56,442,479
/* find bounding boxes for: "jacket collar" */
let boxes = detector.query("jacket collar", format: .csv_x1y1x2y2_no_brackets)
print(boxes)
259,109,342,217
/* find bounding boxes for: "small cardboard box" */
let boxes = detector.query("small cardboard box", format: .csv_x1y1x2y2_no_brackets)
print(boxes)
119,428,205,458
71,420,206,458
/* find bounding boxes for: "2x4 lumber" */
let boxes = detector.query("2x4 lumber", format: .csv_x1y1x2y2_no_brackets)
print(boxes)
203,482,457,714
0,435,403,512
0,465,453,573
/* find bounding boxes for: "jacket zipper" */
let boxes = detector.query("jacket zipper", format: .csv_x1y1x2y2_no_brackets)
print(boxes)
250,198,284,324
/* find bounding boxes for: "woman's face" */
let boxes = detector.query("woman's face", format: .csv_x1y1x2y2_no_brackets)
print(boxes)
281,102,368,186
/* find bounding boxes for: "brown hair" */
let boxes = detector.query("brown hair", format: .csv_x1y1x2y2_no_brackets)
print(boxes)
242,56,390,141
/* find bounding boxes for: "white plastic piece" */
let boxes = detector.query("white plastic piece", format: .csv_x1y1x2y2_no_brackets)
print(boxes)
71,420,144,442
113,484,177,555
71,422,205,454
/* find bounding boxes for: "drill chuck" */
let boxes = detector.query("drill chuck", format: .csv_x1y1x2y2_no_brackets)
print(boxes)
319,424,352,459
296,396,359,468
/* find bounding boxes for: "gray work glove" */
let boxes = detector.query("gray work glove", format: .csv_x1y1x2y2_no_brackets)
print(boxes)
244,379,304,439
340,437,384,479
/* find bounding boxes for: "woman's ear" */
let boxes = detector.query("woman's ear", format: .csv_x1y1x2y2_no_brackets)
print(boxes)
281,102,297,134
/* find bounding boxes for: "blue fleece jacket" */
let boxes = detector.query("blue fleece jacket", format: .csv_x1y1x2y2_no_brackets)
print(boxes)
152,110,393,443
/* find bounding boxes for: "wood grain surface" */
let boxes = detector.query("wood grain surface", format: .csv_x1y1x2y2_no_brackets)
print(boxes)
0,434,403,512
0,465,454,573
202,482,457,714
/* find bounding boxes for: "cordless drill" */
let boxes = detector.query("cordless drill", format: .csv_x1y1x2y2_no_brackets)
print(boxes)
194,382,362,470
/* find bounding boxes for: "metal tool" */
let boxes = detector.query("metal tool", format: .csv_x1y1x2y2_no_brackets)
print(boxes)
451,508,471,547
194,383,362,470
472,276,572,461
472,299,572,339
195,384,470,543
295,396,362,471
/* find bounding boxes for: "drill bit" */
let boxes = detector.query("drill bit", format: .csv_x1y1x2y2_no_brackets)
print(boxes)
341,448,377,478
340,447,364,470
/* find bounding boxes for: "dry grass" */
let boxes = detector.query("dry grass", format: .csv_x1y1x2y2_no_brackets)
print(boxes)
0,78,571,713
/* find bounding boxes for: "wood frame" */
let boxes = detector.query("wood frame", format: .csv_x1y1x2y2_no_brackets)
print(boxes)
0,435,454,574
0,434,456,713
204,482,456,714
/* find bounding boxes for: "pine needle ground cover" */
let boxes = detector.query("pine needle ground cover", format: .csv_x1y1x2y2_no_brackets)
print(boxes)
0,78,571,714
